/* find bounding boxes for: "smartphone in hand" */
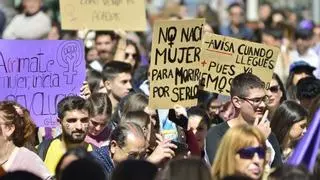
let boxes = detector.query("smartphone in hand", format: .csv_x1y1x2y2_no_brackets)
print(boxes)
171,141,189,156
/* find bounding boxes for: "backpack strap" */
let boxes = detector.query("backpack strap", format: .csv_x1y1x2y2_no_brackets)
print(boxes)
37,135,61,161
37,138,53,161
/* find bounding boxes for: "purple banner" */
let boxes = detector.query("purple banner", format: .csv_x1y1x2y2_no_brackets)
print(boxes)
0,40,86,127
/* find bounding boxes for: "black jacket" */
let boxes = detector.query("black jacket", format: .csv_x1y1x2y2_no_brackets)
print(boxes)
205,121,283,167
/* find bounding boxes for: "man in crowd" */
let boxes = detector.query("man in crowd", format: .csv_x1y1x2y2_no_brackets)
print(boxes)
92,122,147,177
220,3,253,40
102,61,133,113
95,31,117,64
38,96,93,174
205,73,282,167
89,31,118,72
3,0,51,39
289,28,319,79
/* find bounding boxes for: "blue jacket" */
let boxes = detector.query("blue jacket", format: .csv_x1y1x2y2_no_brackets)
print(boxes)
92,146,114,177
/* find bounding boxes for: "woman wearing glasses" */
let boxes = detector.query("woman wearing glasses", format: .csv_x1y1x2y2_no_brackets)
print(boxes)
114,34,141,72
266,73,287,119
212,125,267,180
123,40,141,71
270,100,308,161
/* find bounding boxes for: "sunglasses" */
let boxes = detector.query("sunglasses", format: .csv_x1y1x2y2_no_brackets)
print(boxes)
268,85,279,93
125,52,138,59
237,146,266,159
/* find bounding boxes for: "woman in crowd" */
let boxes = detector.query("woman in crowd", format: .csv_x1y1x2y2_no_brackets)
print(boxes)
0,101,51,179
270,100,308,161
187,106,210,157
123,40,141,71
266,73,287,119
212,125,267,180
2,101,38,152
114,34,142,72
156,157,212,180
85,93,113,147
87,70,107,94
80,70,107,99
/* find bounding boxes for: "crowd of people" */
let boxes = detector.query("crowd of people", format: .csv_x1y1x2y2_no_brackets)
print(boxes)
0,0,320,179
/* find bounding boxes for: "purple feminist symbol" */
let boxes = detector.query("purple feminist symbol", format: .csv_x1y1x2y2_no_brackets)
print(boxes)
57,41,83,84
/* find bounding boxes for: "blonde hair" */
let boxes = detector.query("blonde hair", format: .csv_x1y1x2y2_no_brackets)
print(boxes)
211,125,266,180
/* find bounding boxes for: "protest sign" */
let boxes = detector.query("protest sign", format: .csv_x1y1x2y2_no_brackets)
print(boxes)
0,40,86,127
149,19,205,109
199,33,280,95
59,0,147,31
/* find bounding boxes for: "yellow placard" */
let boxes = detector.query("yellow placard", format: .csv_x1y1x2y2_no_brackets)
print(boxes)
59,0,147,31
200,33,280,96
148,19,205,109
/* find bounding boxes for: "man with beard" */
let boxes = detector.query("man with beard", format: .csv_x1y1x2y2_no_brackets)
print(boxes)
205,73,282,168
95,31,117,64
38,96,93,174
88,31,118,72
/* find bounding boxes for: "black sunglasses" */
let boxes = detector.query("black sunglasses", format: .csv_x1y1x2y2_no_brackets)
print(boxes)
237,146,266,159
125,52,138,59
268,85,279,93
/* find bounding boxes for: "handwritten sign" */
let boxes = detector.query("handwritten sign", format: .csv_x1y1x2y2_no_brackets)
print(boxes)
59,0,147,31
0,40,86,127
200,33,280,95
149,19,205,109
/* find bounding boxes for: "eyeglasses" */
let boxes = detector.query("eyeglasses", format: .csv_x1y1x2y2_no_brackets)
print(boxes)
125,52,138,59
127,151,147,160
268,85,280,93
237,146,266,159
239,95,269,107
119,146,146,160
